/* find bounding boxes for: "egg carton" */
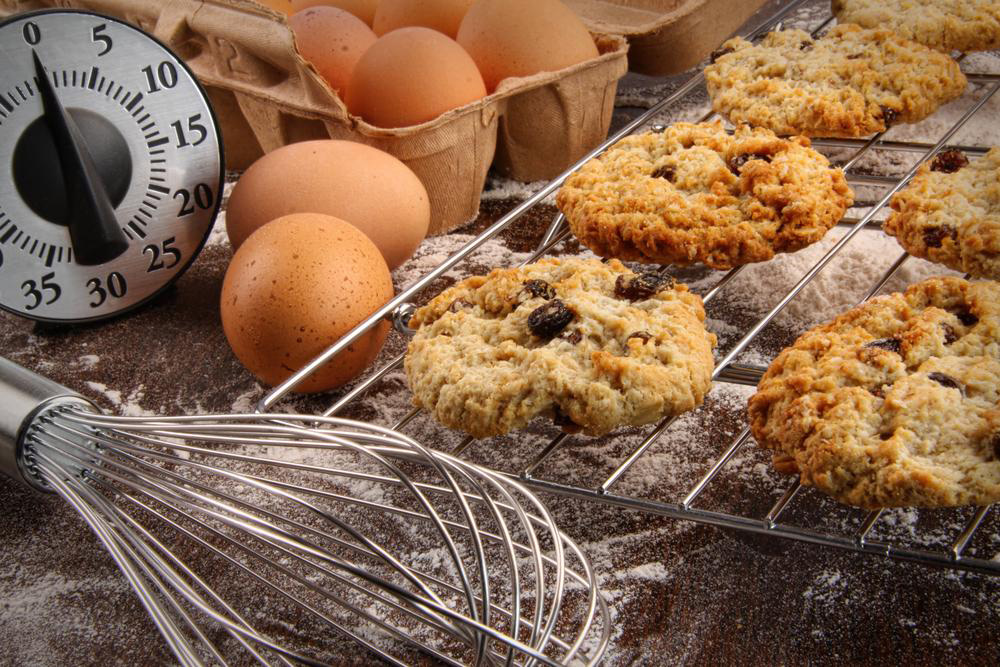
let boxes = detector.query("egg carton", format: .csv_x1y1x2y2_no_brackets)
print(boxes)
0,0,628,236
568,0,770,75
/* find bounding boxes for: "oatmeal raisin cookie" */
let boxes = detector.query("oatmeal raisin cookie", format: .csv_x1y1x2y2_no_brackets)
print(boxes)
556,121,853,269
884,147,1000,280
704,24,967,137
748,276,1000,508
405,258,717,438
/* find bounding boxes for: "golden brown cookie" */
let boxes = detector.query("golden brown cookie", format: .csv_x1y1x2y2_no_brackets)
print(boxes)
884,147,1000,280
748,276,1000,508
555,121,853,270
832,0,1000,53
704,24,967,137
404,258,717,438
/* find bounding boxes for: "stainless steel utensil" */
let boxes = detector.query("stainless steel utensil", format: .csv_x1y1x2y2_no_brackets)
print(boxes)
0,356,609,666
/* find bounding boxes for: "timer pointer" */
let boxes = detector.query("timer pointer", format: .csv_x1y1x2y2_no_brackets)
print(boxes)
30,49,128,265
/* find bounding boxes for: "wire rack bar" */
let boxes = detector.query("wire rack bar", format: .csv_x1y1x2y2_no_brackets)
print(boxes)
681,428,752,509
548,71,1000,571
856,511,884,543
274,0,1000,577
599,415,680,493
522,434,570,479
952,507,991,559
509,476,1000,577
814,138,991,156
766,483,801,526
259,0,814,411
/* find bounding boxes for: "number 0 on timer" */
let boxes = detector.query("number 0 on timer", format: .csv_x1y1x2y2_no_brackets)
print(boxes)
0,9,224,322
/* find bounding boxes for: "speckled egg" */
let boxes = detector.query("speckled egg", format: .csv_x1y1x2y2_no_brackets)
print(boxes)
290,6,376,93
220,212,393,393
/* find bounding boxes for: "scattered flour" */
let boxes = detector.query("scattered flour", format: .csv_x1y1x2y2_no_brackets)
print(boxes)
5,1,1000,663
480,175,554,204
725,227,963,335
230,387,263,414
75,354,99,369
622,561,672,582
84,382,156,417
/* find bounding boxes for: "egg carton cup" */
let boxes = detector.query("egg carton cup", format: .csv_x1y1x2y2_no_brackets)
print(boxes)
0,0,628,235
567,0,769,75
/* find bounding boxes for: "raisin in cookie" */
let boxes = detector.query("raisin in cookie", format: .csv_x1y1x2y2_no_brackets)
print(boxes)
883,147,1000,280
555,121,853,270
704,24,967,138
748,276,1000,508
404,258,717,438
833,0,1000,53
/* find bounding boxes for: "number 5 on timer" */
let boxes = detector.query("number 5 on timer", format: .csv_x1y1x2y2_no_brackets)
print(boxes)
0,9,223,322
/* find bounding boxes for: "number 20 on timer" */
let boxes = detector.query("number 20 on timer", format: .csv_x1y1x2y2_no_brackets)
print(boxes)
0,9,224,323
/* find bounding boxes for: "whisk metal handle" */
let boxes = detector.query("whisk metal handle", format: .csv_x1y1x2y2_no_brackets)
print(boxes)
0,356,96,491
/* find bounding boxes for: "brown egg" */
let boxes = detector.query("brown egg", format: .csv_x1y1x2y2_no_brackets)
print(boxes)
290,0,377,26
457,0,599,92
373,0,474,38
220,213,393,393
226,140,430,270
345,27,487,128
290,6,376,93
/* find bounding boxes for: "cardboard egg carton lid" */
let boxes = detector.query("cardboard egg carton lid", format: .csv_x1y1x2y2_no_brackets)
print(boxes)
565,0,770,75
0,0,628,237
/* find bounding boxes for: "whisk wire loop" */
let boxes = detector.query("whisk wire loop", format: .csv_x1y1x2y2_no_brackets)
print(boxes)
57,414,493,649
33,442,332,666
43,420,534,665
108,497,299,667
65,413,548,659
34,456,232,667
9,397,609,667
35,420,478,649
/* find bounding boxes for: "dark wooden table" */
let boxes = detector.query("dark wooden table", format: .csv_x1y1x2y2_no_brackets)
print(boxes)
2,1,999,664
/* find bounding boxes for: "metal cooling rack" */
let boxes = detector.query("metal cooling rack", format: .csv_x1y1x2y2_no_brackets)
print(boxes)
261,0,1000,577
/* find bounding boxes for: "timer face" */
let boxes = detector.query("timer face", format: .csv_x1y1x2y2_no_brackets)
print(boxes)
0,10,223,322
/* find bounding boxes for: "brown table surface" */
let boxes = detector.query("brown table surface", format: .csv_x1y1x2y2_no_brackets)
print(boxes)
2,1,1000,665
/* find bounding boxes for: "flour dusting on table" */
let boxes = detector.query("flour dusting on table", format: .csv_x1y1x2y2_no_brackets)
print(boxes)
2,0,1000,663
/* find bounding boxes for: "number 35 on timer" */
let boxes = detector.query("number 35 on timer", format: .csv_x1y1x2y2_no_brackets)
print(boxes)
0,9,223,323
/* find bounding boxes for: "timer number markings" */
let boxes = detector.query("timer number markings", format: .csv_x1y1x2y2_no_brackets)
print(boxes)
0,62,214,270
0,65,172,265
0,11,223,322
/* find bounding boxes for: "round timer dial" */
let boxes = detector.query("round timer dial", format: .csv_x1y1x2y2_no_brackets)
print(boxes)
0,9,223,322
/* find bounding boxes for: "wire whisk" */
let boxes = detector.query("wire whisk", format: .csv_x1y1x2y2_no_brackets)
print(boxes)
0,357,609,666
